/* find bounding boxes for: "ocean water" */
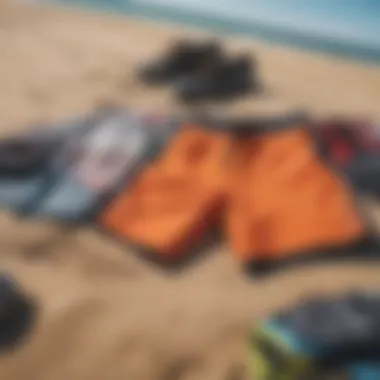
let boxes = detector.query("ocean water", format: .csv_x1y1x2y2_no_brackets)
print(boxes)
54,0,380,63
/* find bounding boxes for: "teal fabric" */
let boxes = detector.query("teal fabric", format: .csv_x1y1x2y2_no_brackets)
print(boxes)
350,363,380,380
0,176,48,211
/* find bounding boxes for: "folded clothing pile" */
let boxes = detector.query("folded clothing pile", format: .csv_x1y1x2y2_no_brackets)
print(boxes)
0,107,180,222
0,109,379,275
249,291,380,380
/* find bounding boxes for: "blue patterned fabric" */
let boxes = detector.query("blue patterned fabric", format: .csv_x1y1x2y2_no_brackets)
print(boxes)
31,108,179,222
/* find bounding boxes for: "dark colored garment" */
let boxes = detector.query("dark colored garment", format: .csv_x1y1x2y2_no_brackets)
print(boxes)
0,274,36,352
276,292,380,357
0,139,54,177
315,119,380,196
0,114,93,212
250,292,380,380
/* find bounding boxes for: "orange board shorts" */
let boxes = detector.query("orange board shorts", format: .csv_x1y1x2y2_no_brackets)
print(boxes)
100,121,368,267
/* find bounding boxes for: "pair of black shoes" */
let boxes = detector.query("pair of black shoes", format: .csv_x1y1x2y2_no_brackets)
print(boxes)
138,40,258,102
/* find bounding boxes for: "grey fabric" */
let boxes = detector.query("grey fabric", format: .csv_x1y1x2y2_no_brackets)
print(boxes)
0,114,93,213
0,176,47,211
345,155,380,196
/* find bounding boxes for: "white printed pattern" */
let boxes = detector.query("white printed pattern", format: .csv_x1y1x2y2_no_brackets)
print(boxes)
74,114,149,191
70,111,177,192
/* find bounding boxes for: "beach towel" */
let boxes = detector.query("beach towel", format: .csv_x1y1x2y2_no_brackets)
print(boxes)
99,114,369,270
33,109,179,222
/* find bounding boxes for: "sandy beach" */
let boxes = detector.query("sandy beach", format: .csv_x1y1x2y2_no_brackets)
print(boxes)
1,1,380,379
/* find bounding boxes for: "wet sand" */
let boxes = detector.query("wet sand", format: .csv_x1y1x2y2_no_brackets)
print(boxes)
1,1,380,379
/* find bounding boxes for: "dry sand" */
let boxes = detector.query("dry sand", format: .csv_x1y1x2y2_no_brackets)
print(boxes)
1,1,380,379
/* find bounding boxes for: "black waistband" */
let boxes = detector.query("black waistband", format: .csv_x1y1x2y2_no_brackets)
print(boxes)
190,110,311,135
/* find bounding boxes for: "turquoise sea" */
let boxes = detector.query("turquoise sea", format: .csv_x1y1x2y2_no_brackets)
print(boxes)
51,0,380,63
